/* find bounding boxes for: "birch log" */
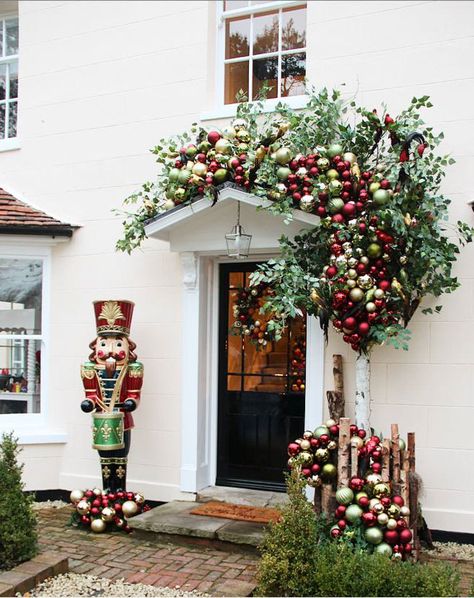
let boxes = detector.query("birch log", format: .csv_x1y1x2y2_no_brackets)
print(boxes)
355,352,371,431
337,418,351,488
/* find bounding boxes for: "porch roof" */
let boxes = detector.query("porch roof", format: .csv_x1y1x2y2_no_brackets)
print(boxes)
144,185,318,254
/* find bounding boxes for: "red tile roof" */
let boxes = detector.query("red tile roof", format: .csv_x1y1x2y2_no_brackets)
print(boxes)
0,188,75,236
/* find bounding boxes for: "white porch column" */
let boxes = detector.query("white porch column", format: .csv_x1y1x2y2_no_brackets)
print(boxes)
180,252,201,492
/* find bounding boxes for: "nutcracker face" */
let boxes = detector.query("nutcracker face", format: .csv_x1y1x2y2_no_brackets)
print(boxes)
95,335,130,366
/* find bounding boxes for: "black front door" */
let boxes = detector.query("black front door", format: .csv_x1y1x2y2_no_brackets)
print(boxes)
217,263,306,492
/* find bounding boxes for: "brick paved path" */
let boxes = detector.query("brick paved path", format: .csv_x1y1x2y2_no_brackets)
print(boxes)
37,507,259,596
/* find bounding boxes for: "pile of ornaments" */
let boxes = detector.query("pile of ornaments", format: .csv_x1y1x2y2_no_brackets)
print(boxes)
331,484,413,560
231,283,276,347
163,119,252,211
69,488,150,534
287,421,340,487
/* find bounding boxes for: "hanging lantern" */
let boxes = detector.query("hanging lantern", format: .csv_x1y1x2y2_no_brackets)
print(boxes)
225,201,252,259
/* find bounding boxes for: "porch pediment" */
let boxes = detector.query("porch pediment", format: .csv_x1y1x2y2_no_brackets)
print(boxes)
144,186,318,253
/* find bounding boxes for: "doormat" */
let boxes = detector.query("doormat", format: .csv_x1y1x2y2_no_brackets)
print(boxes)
190,500,281,524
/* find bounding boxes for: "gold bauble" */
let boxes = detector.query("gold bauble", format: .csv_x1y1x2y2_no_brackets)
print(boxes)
347,257,358,268
374,288,385,299
327,440,337,450
373,502,385,515
386,518,398,530
373,483,391,498
343,152,357,165
325,419,336,428
90,518,106,533
76,499,91,515
351,436,364,449
303,430,314,440
349,288,365,303
232,118,247,131
101,507,116,522
347,269,357,280
192,162,208,177
299,451,313,466
360,256,369,265
70,489,84,504
122,500,139,518
388,504,401,518
335,255,347,268
163,199,175,211
365,301,377,313
222,125,236,139
357,274,374,290
400,506,410,518
377,513,389,525
215,138,232,154
92,487,102,496
347,279,356,289
300,439,311,451
366,473,382,487
369,498,381,509
236,129,250,143
315,448,329,463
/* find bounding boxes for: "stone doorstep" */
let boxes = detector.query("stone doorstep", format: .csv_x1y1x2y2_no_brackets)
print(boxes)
130,501,267,548
0,551,68,596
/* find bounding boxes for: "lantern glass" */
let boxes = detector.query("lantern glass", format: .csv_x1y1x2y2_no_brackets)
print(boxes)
225,224,252,259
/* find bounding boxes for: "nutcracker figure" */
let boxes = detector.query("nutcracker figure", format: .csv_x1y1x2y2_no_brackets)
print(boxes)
80,300,143,492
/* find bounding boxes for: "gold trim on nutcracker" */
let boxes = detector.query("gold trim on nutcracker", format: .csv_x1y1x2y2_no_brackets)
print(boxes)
81,364,96,380
116,466,126,479
99,301,125,326
97,323,130,334
128,363,144,378
102,466,111,479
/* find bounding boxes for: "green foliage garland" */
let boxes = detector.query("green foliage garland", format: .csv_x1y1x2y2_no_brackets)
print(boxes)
116,87,473,353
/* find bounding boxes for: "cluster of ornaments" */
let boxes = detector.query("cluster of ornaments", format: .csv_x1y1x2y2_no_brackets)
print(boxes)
163,120,254,210
69,488,150,534
231,284,276,347
332,485,412,560
268,143,370,221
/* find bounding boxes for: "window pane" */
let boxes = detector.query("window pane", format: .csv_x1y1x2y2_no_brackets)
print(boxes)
252,56,277,100
8,101,17,138
253,11,278,55
0,64,6,101
225,60,249,104
282,6,306,50
0,104,5,139
0,259,43,334
224,1,248,9
9,61,18,99
6,17,18,56
0,338,41,414
226,16,250,59
281,52,306,97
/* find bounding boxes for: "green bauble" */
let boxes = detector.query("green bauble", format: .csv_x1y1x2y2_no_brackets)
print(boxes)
213,168,228,184
335,487,354,505
275,147,293,165
345,504,363,523
326,168,340,181
322,463,337,480
372,189,390,206
314,425,329,438
399,438,406,451
367,243,382,259
327,198,344,214
178,169,192,185
375,542,393,557
277,167,291,181
364,526,383,545
327,143,344,158
328,180,343,196
169,168,180,182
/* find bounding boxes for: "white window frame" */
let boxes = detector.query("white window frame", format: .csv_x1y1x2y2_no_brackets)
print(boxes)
0,12,19,152
204,0,308,120
0,240,65,444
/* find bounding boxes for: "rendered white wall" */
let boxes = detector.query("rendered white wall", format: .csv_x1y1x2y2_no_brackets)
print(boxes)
0,1,471,531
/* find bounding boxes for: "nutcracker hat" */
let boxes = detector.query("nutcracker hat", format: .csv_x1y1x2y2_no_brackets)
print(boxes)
93,300,135,337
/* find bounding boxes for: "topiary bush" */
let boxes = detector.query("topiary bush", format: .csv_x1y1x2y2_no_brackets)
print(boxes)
256,470,460,597
0,433,37,570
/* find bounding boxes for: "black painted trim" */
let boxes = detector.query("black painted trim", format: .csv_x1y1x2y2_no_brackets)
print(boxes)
0,226,76,237
430,529,474,545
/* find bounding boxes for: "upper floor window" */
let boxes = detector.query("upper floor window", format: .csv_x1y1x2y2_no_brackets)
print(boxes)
222,1,306,105
0,15,18,140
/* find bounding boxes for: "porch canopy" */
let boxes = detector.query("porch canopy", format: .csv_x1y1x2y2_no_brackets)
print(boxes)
143,185,324,496
144,185,318,253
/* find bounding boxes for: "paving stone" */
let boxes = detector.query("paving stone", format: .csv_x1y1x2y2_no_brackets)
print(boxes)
212,578,257,597
0,582,14,597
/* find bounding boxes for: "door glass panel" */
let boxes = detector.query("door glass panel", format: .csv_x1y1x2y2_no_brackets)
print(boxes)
226,268,306,394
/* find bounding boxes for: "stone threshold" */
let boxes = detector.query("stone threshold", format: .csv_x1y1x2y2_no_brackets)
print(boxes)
0,551,69,596
129,500,270,549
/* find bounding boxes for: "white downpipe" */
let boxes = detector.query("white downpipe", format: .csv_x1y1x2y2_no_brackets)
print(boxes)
355,352,371,431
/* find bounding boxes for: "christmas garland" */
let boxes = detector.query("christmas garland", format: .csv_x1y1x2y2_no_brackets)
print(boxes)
288,421,412,559
69,488,150,534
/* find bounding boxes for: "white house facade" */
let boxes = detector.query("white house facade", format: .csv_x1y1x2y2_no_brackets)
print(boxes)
0,0,473,535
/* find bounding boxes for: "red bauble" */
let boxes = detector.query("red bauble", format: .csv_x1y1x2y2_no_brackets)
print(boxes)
90,507,99,516
342,202,356,217
326,266,337,278
331,243,343,255
310,438,319,448
311,463,321,474
399,529,413,544
404,543,413,554
335,505,346,518
81,515,91,525
288,442,300,456
359,222,367,234
207,131,221,145
349,424,358,434
329,425,339,436
114,503,123,512
331,528,342,538
358,322,370,336
392,495,404,507
372,449,381,460
92,499,101,507
317,206,327,217
344,317,357,331
85,490,94,498
359,496,369,509
378,280,390,292
371,436,381,444
319,434,329,444
101,500,109,507
107,493,116,501
362,512,377,526
302,468,311,477
357,429,366,439
332,214,344,224
381,497,391,508
371,462,381,474
117,491,125,499
397,519,407,530
384,530,399,545
337,519,347,530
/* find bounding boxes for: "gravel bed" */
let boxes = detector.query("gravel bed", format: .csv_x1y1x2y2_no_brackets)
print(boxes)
432,541,474,561
23,573,208,597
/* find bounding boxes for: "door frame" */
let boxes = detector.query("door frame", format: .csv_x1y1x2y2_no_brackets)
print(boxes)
178,251,325,495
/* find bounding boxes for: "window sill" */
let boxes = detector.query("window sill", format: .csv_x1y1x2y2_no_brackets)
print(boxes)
0,137,21,152
200,95,309,121
17,431,68,445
